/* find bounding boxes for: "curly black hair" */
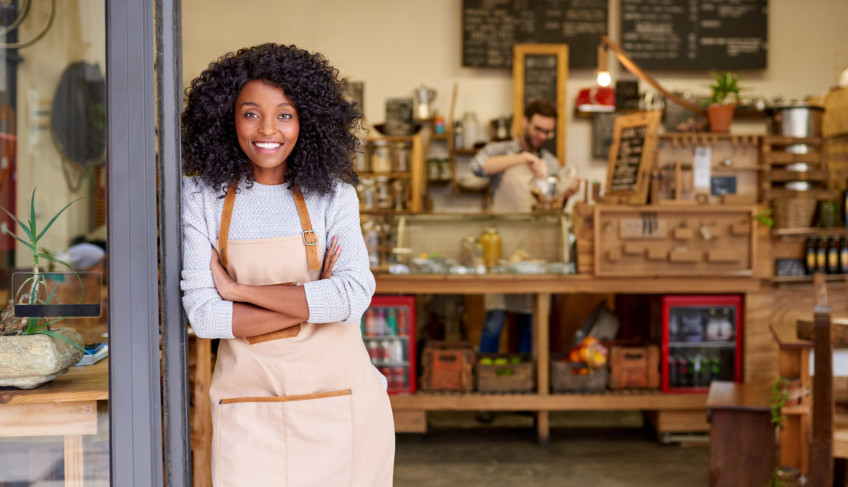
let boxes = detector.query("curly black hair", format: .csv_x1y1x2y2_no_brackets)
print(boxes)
182,43,361,195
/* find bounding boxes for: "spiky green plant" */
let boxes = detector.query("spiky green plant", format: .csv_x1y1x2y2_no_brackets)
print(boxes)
708,70,743,106
0,187,84,350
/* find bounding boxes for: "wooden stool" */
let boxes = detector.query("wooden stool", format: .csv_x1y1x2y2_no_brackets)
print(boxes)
707,381,775,487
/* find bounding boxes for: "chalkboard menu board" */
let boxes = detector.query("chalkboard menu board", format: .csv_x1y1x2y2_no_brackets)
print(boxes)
604,111,661,204
462,0,607,69
512,44,568,162
620,0,767,70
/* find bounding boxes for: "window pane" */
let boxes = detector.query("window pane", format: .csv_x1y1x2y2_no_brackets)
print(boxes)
0,1,110,485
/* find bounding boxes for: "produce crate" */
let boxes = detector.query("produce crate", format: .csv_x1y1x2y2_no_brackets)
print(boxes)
420,341,475,392
551,356,608,393
475,354,534,393
609,345,660,389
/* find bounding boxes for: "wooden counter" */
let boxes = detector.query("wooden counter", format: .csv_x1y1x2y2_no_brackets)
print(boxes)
375,273,765,294
376,273,760,444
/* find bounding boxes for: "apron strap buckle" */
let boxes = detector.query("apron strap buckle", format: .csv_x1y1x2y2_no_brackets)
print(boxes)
302,229,317,246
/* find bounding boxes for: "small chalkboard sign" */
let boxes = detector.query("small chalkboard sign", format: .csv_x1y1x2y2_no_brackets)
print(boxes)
512,44,568,163
603,111,661,204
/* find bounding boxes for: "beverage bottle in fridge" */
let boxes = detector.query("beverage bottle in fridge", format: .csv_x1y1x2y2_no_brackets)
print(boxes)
393,367,406,390
391,338,404,364
380,367,393,390
692,354,702,388
364,308,377,337
678,355,689,387
668,355,679,387
385,307,398,335
397,307,408,336
375,308,387,336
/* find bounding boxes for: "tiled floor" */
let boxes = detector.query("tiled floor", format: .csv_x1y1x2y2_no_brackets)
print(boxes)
394,411,710,486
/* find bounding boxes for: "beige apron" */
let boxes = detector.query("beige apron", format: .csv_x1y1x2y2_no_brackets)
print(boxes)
485,163,534,314
209,184,395,487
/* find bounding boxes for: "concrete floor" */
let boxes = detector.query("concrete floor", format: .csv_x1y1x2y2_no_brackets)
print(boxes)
394,411,709,486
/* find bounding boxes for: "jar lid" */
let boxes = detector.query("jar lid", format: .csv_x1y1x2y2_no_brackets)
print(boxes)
484,227,498,234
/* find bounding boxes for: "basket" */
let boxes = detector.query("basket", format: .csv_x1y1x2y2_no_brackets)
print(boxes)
475,354,534,393
609,345,660,389
773,197,818,229
420,341,475,392
551,357,608,393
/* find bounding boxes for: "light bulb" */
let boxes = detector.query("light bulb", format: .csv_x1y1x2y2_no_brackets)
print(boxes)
597,71,611,87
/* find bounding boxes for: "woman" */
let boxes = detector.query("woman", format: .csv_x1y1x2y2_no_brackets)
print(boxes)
181,43,394,486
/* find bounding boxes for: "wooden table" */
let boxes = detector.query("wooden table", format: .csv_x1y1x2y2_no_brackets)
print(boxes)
706,381,775,487
0,361,108,485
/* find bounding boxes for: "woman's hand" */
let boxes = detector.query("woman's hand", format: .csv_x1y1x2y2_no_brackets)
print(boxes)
321,236,342,280
210,248,241,301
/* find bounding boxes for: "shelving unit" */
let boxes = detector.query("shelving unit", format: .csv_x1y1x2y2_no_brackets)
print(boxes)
360,133,426,214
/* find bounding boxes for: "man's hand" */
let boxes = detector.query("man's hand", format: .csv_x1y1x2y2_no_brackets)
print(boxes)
210,248,241,301
321,236,341,280
522,152,547,179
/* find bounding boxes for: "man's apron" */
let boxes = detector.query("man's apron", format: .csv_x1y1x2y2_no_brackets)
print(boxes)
485,163,535,314
208,184,395,487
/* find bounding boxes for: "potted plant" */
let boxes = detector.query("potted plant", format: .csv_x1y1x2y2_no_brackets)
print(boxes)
0,188,87,389
707,70,743,133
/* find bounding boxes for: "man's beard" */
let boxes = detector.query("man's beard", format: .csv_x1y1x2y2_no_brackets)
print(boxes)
524,132,541,153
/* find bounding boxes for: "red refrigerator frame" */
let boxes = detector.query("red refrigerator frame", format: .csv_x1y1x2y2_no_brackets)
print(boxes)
660,294,743,393
362,295,417,395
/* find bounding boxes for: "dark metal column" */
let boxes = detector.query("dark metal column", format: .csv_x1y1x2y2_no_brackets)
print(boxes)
156,0,191,485
106,0,164,484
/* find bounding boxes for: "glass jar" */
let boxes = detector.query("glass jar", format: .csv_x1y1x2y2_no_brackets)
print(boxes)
375,176,392,209
392,142,409,172
358,178,375,211
353,148,369,173
480,227,502,270
392,179,406,210
370,140,392,173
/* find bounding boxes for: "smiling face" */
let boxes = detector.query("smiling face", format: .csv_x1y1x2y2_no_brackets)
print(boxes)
234,79,300,184
521,114,555,153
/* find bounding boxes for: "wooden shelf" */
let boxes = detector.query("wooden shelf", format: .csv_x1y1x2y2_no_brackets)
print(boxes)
658,133,761,146
771,274,848,284
357,172,412,179
390,389,707,411
772,227,848,238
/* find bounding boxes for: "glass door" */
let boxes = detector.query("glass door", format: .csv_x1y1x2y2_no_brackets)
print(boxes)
0,1,111,484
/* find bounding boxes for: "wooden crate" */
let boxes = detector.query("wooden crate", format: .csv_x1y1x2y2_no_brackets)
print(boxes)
421,341,475,392
609,345,660,389
475,354,534,393
550,358,608,393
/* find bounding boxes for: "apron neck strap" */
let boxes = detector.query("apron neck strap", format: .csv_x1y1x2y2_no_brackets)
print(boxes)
217,182,321,271
292,185,321,271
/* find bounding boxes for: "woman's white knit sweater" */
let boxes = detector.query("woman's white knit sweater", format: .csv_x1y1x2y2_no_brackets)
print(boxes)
180,176,376,339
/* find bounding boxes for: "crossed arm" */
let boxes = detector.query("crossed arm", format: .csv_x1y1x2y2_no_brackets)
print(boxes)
209,236,341,337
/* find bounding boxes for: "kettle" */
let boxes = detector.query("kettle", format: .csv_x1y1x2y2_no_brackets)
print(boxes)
414,85,436,120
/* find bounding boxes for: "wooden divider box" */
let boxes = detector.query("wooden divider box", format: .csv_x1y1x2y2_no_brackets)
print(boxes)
551,356,608,393
609,345,660,389
421,341,475,392
475,354,534,393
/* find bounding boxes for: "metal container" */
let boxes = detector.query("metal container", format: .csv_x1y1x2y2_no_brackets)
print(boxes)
768,103,824,137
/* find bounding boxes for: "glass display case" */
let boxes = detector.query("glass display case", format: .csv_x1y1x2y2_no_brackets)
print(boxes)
659,295,743,393
367,212,573,275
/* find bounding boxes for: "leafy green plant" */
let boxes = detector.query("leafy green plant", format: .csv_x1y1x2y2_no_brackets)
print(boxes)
0,187,84,350
708,70,743,106
769,377,789,429
755,209,774,227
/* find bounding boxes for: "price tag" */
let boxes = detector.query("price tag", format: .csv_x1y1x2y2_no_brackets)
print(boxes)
693,146,711,189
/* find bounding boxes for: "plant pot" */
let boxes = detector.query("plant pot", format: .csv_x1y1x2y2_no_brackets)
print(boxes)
708,104,736,133
0,328,85,389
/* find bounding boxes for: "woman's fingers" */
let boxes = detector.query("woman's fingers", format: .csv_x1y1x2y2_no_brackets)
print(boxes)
321,236,342,279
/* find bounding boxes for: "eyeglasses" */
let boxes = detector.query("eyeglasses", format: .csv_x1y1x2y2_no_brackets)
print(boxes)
530,124,554,137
